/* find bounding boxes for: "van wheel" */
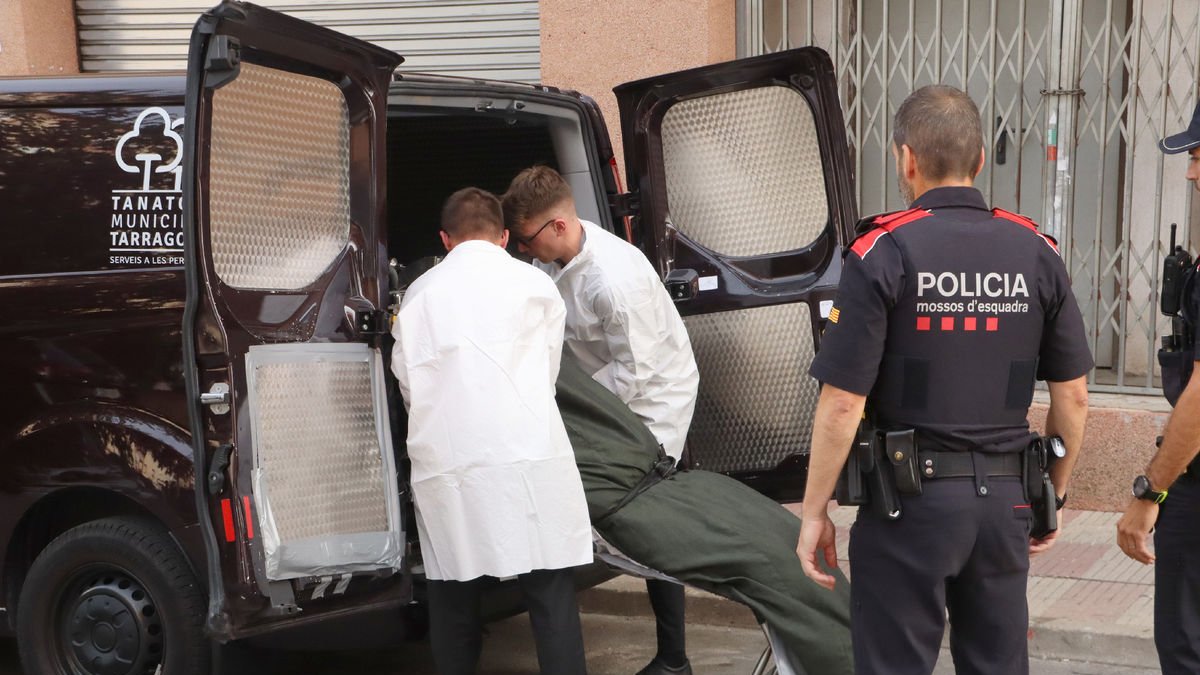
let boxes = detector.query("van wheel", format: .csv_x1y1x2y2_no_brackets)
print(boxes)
17,517,209,675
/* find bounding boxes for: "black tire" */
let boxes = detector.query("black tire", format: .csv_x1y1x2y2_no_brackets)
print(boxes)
16,516,209,675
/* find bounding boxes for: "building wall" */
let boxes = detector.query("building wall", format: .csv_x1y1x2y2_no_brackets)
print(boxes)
0,0,79,77
540,0,737,173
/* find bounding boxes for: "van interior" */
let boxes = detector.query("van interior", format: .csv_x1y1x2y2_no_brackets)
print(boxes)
384,94,607,269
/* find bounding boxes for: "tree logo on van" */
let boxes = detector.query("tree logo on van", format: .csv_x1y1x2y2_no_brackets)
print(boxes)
115,107,184,192
109,107,186,268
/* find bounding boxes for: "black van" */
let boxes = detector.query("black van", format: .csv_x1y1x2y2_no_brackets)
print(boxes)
0,2,853,673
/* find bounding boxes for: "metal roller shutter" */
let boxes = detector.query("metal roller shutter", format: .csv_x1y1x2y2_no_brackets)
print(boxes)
75,0,541,82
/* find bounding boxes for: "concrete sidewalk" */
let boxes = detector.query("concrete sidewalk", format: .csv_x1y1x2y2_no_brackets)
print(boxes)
579,507,1157,669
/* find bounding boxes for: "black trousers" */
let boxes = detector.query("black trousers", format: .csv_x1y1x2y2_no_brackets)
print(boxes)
646,578,687,664
426,567,587,675
1154,474,1200,675
849,477,1031,675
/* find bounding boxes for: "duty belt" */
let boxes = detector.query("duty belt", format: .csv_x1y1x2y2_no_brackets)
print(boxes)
917,451,1023,480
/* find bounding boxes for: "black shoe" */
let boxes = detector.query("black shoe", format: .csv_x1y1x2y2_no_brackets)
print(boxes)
635,658,693,675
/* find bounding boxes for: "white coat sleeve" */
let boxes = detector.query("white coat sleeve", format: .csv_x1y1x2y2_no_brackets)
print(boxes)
589,282,660,404
545,289,567,387
389,307,413,414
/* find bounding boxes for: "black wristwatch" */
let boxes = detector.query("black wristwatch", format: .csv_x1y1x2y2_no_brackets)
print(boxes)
1055,493,1067,511
1132,475,1168,504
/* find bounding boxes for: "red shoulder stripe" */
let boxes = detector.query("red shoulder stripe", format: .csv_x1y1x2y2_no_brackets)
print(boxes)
993,207,1059,253
874,207,929,227
880,208,934,230
992,207,1037,229
850,228,888,258
850,208,932,258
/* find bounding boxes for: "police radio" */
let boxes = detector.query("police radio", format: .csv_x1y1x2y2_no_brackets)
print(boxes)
1161,223,1192,320
1158,223,1196,406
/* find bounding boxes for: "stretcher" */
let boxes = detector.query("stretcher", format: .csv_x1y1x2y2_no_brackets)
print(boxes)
593,532,804,675
560,352,853,674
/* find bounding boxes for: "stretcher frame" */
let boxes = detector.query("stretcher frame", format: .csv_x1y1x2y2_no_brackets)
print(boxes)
593,531,804,675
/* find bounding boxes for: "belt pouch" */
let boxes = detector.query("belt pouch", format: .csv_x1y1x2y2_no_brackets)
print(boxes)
886,430,921,496
1159,346,1194,407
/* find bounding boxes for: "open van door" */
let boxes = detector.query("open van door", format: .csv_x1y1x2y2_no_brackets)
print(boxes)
181,2,406,639
614,48,857,501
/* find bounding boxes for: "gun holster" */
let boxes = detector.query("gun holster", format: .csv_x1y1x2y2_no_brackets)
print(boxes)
1025,437,1060,539
835,422,874,506
836,421,902,520
867,442,903,520
1023,438,1045,503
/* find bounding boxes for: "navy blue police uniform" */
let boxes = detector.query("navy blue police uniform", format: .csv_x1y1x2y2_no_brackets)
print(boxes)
1154,269,1200,675
1146,101,1200,674
810,186,1093,675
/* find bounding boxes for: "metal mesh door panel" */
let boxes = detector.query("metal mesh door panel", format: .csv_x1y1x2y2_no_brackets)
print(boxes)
253,360,387,540
661,85,829,258
210,62,351,290
246,344,402,580
684,303,819,473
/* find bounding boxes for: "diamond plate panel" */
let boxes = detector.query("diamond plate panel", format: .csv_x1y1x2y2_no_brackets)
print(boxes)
210,62,350,290
252,358,389,543
684,303,818,473
661,85,829,258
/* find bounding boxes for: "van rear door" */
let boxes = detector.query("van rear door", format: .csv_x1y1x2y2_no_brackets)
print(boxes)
182,2,407,638
614,49,856,501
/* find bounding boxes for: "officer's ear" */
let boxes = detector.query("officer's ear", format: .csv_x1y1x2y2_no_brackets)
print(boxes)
897,143,917,178
973,147,986,178
439,230,454,252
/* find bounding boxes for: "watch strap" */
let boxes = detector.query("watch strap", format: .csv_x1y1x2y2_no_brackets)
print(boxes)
1135,475,1169,503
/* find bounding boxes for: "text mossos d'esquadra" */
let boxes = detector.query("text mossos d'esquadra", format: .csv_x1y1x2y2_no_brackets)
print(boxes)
915,272,1031,314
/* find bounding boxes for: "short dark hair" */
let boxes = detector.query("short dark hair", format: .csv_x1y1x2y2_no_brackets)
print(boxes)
441,187,504,239
501,166,573,231
893,85,984,181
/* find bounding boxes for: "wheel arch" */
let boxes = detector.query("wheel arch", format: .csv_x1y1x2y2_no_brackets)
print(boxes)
3,486,193,630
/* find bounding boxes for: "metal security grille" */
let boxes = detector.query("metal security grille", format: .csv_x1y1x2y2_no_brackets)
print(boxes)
741,0,1200,394
75,0,541,82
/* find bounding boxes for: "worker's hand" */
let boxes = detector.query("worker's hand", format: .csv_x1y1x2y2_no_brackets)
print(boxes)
1029,527,1059,556
1116,498,1158,564
796,509,839,591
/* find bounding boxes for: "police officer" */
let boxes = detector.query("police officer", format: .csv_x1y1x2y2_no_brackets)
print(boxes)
1115,101,1200,674
796,85,1092,675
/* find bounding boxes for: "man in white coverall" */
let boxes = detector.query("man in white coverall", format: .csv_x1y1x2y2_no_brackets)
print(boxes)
503,166,700,675
390,187,592,675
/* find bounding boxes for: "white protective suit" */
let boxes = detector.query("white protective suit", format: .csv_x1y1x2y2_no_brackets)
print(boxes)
390,240,592,581
535,221,699,461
